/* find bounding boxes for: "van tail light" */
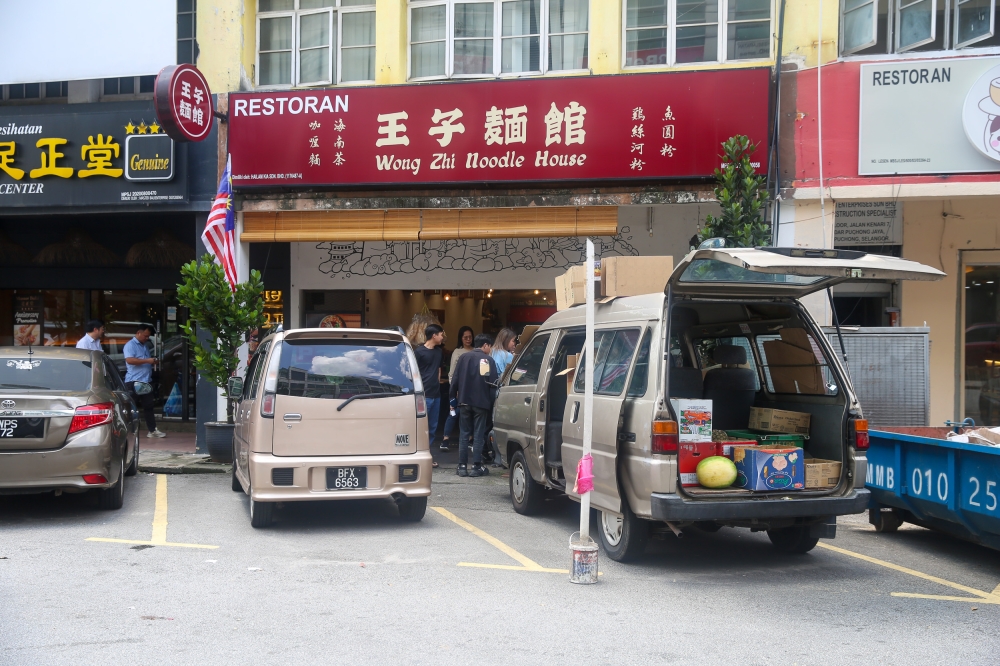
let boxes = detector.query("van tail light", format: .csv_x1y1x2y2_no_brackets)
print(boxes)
415,393,426,418
82,474,108,484
652,420,679,454
261,393,275,418
850,418,869,451
68,402,114,435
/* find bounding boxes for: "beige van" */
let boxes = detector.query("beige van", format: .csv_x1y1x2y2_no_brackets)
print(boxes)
493,247,944,560
229,328,433,527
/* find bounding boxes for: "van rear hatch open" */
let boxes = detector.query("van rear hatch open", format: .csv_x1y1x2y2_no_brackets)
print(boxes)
270,334,420,457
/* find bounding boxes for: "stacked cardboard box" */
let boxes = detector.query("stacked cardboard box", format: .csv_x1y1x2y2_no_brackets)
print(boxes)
554,256,674,310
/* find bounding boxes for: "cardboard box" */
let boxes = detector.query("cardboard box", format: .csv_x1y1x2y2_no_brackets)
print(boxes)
804,458,842,488
555,353,578,393
748,407,811,435
600,255,674,298
513,325,540,355
720,441,757,458
672,399,713,442
733,446,805,491
679,442,720,486
555,265,588,310
761,328,825,395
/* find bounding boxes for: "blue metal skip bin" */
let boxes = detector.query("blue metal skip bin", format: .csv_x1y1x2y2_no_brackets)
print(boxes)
867,430,1000,551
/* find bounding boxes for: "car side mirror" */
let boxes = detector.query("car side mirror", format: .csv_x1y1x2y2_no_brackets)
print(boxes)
227,376,244,400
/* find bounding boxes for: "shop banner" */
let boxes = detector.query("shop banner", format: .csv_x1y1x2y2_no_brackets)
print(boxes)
0,101,188,207
228,70,770,188
13,294,43,346
860,56,1000,175
834,200,902,246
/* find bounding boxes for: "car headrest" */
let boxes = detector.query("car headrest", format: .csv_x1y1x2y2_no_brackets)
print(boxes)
714,344,747,366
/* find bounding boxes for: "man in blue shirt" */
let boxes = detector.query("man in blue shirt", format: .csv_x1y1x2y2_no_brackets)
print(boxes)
124,324,165,438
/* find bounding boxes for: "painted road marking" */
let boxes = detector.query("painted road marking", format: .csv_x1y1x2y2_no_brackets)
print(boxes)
432,507,569,574
818,542,1000,605
86,474,218,550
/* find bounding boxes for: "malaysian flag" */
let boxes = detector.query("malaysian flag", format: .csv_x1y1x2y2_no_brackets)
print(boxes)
202,155,238,291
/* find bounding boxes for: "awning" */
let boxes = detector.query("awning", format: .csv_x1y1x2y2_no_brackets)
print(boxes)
240,206,618,242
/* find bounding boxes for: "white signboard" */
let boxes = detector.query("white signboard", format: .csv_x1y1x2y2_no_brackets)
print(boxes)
0,1,176,85
859,57,1000,175
834,201,902,246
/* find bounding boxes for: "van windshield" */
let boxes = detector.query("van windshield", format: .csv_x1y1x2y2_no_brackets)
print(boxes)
0,359,93,391
679,259,823,285
275,339,414,400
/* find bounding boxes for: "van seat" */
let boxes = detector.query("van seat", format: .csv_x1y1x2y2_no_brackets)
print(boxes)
703,345,756,429
669,366,703,399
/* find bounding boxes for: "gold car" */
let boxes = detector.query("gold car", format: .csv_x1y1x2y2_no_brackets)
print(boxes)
0,347,139,509
230,328,433,527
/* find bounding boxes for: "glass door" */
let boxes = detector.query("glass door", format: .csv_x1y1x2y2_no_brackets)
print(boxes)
962,251,1000,426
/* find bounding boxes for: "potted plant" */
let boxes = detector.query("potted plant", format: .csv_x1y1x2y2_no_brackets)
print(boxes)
698,134,771,249
177,255,265,462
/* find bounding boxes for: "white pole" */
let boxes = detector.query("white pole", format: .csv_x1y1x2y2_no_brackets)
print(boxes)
580,239,595,539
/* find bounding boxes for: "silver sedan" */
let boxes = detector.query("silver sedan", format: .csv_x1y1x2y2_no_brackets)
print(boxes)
0,347,140,509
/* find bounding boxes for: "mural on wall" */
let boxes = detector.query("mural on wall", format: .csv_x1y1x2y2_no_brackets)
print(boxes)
316,227,640,280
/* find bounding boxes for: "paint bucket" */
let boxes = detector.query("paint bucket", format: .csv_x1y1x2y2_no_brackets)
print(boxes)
568,532,599,584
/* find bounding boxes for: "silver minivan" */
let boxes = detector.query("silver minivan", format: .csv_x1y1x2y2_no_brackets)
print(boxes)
493,247,944,560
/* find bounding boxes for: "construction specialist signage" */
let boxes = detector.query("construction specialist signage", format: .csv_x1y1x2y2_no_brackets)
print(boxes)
0,101,187,207
227,69,770,187
834,200,902,246
859,56,1000,175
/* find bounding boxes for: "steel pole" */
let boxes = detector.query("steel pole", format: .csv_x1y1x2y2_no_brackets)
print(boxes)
580,239,595,539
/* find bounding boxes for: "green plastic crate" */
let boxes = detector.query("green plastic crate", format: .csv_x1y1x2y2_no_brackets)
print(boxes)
724,429,809,447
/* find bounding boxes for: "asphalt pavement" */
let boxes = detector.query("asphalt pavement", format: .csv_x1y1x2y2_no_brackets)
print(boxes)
2,467,999,665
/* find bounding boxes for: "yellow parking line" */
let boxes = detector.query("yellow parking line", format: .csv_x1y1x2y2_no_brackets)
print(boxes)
86,474,218,550
458,562,570,573
432,506,546,570
817,542,998,602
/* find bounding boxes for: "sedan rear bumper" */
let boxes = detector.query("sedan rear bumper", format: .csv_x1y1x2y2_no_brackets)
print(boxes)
650,489,871,522
0,427,115,492
248,451,433,502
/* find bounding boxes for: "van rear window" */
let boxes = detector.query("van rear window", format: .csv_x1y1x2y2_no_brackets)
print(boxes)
275,340,414,400
0,359,93,392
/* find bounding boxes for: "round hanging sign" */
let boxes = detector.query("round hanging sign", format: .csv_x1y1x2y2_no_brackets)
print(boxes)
154,64,214,143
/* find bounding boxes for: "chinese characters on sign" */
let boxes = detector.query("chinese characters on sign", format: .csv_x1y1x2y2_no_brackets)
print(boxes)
228,69,770,185
153,64,214,143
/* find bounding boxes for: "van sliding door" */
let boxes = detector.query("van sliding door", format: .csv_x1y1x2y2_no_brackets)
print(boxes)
562,328,642,514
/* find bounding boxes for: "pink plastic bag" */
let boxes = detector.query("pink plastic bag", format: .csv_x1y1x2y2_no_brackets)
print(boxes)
574,454,594,495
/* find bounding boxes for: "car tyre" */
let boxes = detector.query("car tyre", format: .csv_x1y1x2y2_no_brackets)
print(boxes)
869,508,903,533
124,433,139,477
98,458,125,511
767,526,819,554
398,496,427,522
596,499,649,562
509,449,543,515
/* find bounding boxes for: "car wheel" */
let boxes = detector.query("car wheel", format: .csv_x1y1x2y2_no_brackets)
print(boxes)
596,500,649,562
124,433,139,477
509,449,543,515
398,496,427,522
98,458,125,511
231,442,243,492
767,526,819,554
869,508,903,533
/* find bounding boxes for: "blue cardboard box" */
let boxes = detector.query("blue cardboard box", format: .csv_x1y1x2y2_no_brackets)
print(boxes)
733,446,805,491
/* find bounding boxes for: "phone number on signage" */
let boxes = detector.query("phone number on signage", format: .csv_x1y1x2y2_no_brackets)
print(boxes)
232,173,303,180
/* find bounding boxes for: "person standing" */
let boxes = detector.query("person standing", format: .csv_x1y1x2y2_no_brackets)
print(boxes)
124,324,166,438
76,320,105,351
440,326,474,451
450,334,497,477
490,328,517,376
414,324,445,468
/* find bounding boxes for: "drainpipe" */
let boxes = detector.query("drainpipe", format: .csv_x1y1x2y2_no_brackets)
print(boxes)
769,0,787,247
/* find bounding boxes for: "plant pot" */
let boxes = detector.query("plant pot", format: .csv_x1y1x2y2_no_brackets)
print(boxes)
205,421,235,463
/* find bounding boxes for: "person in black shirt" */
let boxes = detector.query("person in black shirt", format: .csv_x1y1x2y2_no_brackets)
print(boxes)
414,324,445,467
449,333,498,477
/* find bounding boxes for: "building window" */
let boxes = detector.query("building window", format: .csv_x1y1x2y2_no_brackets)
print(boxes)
408,0,588,80
178,0,198,64
624,0,772,67
256,0,376,87
841,0,1000,55
2,81,67,104
101,76,157,99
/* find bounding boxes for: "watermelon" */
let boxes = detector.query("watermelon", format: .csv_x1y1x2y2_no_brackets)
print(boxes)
696,456,737,489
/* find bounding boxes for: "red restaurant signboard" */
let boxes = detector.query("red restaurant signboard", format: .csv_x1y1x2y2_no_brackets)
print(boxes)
154,64,214,143
228,69,770,187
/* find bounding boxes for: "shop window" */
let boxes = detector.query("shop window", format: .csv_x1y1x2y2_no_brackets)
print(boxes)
964,266,1000,426
102,76,157,99
1,82,67,104
624,0,771,68
842,0,1000,55
257,0,376,87
408,0,588,80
